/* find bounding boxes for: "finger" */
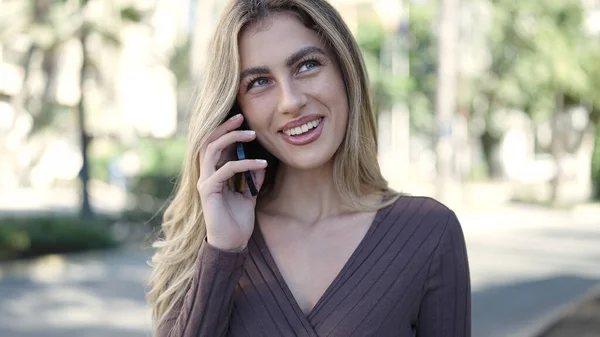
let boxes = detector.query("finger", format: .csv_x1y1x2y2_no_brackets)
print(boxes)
199,130,257,179
198,113,243,160
199,114,244,163
215,143,236,169
207,113,244,144
241,168,266,198
200,159,268,195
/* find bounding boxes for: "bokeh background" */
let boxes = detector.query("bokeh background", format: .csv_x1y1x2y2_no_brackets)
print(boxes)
1,0,600,336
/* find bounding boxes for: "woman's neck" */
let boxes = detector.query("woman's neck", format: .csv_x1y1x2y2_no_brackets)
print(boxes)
258,161,351,224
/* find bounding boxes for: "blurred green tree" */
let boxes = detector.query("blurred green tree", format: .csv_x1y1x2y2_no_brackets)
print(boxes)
593,125,600,199
478,0,600,201
356,8,413,116
407,2,437,133
68,0,144,218
0,0,144,217
355,2,433,129
357,0,600,200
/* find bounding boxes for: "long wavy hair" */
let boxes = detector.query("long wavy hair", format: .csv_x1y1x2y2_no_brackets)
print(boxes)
147,0,400,334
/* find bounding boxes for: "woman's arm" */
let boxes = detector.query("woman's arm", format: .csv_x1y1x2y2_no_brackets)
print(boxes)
417,211,471,337
156,241,247,337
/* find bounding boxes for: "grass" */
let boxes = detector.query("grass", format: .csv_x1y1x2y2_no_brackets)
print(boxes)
0,216,119,261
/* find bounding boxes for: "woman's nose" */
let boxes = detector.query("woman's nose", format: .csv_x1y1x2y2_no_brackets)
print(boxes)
277,80,307,116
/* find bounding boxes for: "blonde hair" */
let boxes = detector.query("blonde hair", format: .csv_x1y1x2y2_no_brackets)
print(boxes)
147,0,400,334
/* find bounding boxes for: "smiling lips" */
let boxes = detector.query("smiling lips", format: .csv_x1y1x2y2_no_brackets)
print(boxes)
279,117,324,145
282,118,322,136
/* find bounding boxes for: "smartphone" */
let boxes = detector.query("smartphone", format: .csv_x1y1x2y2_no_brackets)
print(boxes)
236,142,258,196
226,102,259,196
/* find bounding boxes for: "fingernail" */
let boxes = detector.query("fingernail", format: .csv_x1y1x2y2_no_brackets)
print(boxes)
255,159,267,164
230,113,242,120
244,130,255,135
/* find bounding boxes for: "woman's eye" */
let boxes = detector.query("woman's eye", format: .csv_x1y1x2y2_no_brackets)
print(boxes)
298,61,319,73
249,78,270,89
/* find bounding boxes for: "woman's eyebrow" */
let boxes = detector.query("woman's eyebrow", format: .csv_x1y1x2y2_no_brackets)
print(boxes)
239,46,327,82
240,66,270,82
284,46,326,67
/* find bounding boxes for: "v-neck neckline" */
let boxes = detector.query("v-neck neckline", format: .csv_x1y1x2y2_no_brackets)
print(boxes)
251,202,391,325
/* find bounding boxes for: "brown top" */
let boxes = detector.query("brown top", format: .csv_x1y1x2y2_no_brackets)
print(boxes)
157,196,471,337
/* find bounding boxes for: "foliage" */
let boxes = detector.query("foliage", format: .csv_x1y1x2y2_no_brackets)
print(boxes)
593,126,600,199
465,0,600,180
124,174,177,228
89,136,186,183
136,136,187,176
116,136,187,227
0,0,146,217
89,137,126,181
477,0,594,122
356,7,413,115
355,0,439,132
0,216,118,260
170,36,193,86
405,1,437,132
3,0,600,207
120,6,143,22
356,13,387,113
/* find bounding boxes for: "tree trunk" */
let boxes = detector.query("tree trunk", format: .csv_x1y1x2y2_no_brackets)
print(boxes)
434,0,459,203
78,29,92,218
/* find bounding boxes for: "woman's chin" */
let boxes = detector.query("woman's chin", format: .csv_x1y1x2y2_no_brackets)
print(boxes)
278,154,334,172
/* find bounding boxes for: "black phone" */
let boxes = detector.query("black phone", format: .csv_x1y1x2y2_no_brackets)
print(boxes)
236,143,258,196
227,102,259,196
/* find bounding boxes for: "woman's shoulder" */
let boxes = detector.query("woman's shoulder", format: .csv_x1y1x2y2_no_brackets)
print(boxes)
380,194,462,233
375,194,467,257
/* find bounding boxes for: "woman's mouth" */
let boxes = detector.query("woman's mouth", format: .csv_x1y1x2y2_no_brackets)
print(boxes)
282,118,322,136
280,118,323,145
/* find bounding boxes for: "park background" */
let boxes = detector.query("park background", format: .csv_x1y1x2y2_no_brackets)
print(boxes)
1,0,600,336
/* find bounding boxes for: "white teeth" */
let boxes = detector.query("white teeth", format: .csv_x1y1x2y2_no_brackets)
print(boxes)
282,118,322,136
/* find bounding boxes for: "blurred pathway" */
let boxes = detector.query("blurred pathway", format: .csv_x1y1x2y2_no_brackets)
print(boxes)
0,203,599,337
0,246,153,337
459,204,600,337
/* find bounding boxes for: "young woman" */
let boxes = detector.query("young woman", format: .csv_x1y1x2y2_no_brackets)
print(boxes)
147,1,471,336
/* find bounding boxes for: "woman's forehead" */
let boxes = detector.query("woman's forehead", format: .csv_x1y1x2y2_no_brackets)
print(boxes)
238,12,328,67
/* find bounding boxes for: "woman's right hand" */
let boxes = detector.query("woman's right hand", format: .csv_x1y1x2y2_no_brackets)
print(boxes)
197,114,267,251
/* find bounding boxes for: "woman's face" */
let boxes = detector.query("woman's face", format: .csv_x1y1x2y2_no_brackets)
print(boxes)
236,12,348,171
